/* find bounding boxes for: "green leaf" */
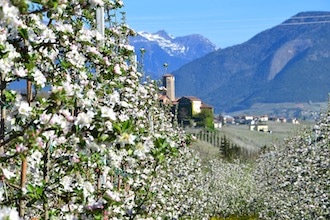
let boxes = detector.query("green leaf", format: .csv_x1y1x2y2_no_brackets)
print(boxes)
4,90,15,102
113,123,121,133
161,140,169,149
59,59,71,69
18,27,28,40
122,119,132,131
30,0,43,4
26,61,35,71
11,0,28,13
36,186,43,197
157,153,165,162
27,184,34,193
171,147,178,156
99,134,109,142
128,148,133,156
0,45,9,59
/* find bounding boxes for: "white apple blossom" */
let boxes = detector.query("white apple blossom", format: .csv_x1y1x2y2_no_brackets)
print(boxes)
62,81,75,96
0,184,6,202
86,45,100,56
66,45,86,68
108,90,120,102
41,28,56,43
0,1,19,23
0,207,20,220
64,214,78,220
30,150,43,163
1,168,15,179
32,68,47,87
83,181,95,199
108,149,122,169
55,23,74,33
100,106,116,120
16,101,32,117
15,143,26,153
0,59,12,77
118,132,136,146
5,115,17,131
13,66,27,77
61,176,73,192
75,111,95,128
104,120,113,131
42,130,56,141
114,64,121,74
107,190,121,202
77,28,94,42
134,142,150,159
86,90,96,100
118,113,130,122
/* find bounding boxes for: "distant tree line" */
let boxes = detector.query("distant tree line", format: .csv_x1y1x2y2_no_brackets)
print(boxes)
194,109,214,129
193,129,252,161
219,135,248,161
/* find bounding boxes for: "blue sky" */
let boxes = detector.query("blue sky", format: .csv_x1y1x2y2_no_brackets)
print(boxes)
123,0,330,48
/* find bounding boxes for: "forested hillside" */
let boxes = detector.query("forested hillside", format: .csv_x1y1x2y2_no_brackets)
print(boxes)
173,11,330,113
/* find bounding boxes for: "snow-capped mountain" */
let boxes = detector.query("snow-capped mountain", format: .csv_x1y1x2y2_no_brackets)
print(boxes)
137,30,186,57
129,30,216,79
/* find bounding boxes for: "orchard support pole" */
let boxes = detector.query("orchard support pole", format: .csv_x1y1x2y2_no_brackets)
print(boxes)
0,71,5,154
19,80,32,217
96,5,105,194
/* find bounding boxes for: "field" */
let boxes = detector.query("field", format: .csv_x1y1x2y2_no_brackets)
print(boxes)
228,102,327,120
190,120,315,160
221,121,311,148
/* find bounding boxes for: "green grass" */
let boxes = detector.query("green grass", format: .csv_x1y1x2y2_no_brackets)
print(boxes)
191,140,221,161
189,120,314,161
220,121,298,149
221,121,313,149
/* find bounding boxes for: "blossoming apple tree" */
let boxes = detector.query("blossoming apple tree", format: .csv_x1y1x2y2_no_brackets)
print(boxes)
0,0,201,219
3,0,321,219
255,104,330,219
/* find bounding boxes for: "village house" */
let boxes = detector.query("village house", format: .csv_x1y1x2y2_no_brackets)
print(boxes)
214,118,222,128
220,115,235,125
288,118,300,124
259,115,269,122
249,120,269,132
177,96,205,116
269,116,288,123
232,115,255,125
159,74,214,128
269,116,280,122
176,96,214,124
243,115,254,121
279,118,287,123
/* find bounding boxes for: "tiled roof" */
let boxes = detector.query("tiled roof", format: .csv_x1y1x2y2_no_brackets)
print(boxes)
179,96,201,101
201,103,213,109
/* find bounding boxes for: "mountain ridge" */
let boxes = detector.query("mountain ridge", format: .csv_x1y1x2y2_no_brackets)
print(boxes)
173,11,330,113
129,30,216,79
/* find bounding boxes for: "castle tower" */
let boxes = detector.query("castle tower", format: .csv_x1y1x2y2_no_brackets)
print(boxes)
162,74,175,101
